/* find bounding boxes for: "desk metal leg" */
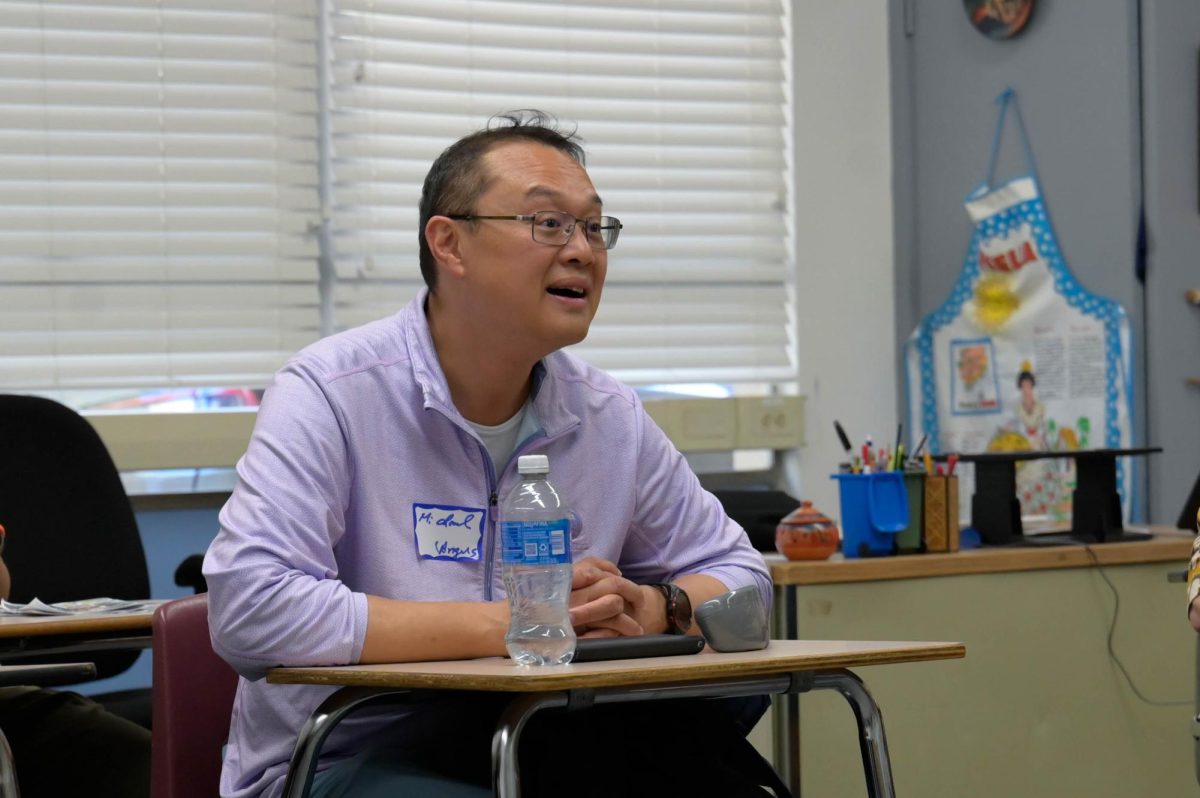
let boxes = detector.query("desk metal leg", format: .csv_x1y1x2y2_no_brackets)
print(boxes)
281,665,892,798
0,727,19,798
280,686,415,798
772,583,800,797
491,675,797,797
491,692,568,797
808,670,894,798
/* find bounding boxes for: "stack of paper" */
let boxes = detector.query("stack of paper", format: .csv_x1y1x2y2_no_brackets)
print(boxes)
0,598,164,616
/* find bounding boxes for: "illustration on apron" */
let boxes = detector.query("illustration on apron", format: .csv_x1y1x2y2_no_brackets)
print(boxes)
905,88,1134,525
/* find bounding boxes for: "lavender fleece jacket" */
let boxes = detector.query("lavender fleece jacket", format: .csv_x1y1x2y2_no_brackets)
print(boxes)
203,290,771,798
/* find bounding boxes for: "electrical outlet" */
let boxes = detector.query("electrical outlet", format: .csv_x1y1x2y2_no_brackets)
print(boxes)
735,396,805,449
669,398,738,452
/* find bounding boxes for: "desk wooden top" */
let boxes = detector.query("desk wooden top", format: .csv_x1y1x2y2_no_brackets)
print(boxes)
266,639,966,693
770,527,1192,586
0,610,155,638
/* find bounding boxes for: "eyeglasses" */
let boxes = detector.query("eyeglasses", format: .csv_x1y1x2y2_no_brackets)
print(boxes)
445,210,623,251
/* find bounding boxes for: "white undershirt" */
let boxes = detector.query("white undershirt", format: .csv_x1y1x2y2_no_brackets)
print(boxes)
466,399,539,477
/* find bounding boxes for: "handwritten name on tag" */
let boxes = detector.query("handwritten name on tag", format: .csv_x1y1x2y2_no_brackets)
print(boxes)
412,503,485,561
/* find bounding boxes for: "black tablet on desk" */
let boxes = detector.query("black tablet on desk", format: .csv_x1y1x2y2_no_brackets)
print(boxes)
573,634,704,663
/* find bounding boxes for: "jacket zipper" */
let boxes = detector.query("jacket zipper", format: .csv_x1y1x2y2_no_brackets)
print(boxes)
454,411,576,601
481,449,499,602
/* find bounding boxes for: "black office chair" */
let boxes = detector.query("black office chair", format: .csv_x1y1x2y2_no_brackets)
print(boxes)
0,394,193,729
173,554,207,594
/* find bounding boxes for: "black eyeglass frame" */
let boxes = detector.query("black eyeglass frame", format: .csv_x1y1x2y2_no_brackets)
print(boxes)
444,211,623,250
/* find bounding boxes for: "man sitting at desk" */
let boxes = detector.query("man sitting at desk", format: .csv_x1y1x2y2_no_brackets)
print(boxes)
204,111,778,797
0,533,150,797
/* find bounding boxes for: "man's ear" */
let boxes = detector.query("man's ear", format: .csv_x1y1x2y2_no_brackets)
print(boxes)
425,216,467,281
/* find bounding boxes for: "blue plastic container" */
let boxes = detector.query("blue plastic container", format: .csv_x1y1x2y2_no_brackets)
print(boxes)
831,472,910,558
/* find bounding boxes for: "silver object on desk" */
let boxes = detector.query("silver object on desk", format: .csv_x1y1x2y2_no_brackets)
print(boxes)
695,586,770,652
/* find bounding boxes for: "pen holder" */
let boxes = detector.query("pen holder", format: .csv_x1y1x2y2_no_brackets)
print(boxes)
831,472,909,558
895,471,925,553
922,475,960,552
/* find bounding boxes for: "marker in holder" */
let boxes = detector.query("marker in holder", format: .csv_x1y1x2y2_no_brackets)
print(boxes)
830,472,909,558
895,471,925,554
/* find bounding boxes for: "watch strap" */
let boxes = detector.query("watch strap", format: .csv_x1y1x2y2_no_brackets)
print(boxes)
647,582,684,635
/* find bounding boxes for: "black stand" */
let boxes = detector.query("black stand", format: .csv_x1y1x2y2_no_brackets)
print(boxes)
1179,468,1200,530
970,457,1024,546
944,447,1161,546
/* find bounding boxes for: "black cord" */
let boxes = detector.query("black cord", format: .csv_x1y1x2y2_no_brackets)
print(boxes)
1071,540,1189,707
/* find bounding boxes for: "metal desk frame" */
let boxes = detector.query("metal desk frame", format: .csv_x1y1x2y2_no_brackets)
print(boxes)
280,665,894,798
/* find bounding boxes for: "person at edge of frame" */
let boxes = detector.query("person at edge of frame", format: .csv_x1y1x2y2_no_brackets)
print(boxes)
1186,508,1200,632
0,524,151,798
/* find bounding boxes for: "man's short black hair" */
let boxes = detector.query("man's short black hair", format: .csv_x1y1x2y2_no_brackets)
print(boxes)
417,110,586,290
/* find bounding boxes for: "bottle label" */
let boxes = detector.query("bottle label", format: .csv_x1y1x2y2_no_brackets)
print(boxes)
501,518,572,566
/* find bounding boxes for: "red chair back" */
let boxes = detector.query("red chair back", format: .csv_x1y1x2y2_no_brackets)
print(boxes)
150,594,238,798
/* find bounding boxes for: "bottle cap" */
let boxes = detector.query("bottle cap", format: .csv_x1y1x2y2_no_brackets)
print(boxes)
517,454,549,475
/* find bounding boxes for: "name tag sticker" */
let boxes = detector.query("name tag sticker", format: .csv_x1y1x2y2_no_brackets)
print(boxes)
413,503,485,562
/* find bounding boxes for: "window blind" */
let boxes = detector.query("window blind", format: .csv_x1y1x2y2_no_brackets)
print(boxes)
3,0,793,397
0,0,321,391
330,0,795,385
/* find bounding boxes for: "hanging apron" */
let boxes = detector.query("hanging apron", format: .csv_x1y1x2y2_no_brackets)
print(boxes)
905,88,1134,524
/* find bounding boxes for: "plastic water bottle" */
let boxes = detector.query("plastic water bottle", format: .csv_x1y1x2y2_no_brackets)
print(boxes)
500,454,575,665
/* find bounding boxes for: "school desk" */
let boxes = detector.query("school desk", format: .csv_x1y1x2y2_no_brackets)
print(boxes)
268,638,965,798
0,608,156,798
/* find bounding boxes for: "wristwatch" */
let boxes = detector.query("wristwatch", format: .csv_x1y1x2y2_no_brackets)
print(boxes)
648,582,693,635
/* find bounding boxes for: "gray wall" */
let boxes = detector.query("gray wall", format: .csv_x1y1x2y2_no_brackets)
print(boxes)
1142,2,1200,525
891,0,1199,524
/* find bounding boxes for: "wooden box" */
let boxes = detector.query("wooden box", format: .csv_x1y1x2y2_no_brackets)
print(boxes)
923,475,960,553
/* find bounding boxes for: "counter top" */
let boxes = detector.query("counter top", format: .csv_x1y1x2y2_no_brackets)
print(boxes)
769,526,1192,586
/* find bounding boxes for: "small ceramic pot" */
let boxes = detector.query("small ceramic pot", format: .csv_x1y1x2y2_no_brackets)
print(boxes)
775,500,839,560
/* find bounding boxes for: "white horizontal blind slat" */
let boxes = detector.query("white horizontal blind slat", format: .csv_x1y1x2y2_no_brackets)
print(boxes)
329,0,794,386
1,1,321,392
